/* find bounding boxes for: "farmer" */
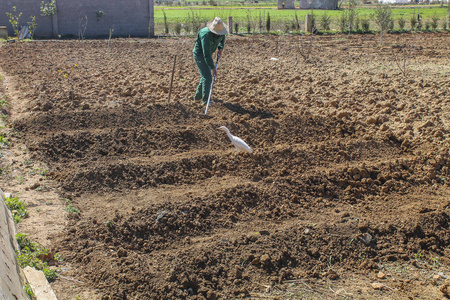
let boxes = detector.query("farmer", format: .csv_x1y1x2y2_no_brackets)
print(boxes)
193,17,228,106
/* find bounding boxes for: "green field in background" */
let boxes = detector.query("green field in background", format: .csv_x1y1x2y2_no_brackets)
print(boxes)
154,5,448,24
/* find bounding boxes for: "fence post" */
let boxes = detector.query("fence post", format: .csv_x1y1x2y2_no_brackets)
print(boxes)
228,16,233,34
305,14,313,33
149,0,155,37
52,0,59,38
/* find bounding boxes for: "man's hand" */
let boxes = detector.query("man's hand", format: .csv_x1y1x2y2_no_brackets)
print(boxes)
212,68,217,76
218,48,223,57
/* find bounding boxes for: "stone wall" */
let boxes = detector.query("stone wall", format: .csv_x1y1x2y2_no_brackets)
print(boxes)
299,0,338,10
277,0,296,9
0,0,154,38
0,189,28,300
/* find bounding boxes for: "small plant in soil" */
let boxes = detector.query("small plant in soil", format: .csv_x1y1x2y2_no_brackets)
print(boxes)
27,16,38,39
5,195,29,223
414,249,424,260
65,203,80,215
24,283,36,300
6,6,22,40
15,233,59,281
105,220,115,229
0,133,9,147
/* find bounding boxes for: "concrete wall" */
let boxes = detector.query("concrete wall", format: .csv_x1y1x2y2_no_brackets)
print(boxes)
0,0,153,38
0,189,29,300
278,0,295,9
299,0,338,10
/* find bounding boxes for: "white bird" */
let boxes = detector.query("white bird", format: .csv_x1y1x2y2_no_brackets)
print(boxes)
218,126,253,153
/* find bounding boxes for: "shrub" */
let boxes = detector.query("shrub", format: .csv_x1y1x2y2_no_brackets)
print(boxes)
266,13,271,33
40,0,57,16
373,4,392,44
361,18,370,32
339,11,348,32
398,17,406,30
175,22,182,35
27,16,38,39
355,16,360,31
410,15,417,29
417,19,423,30
6,6,22,39
246,10,252,34
320,13,331,31
431,14,439,30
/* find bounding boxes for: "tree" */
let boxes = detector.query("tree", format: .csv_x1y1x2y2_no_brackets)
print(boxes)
374,4,392,45
6,6,22,39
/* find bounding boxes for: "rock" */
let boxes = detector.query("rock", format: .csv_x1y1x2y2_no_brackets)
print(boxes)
166,269,177,282
328,271,339,280
419,120,434,129
377,271,386,279
260,254,271,268
371,282,384,290
440,279,450,297
117,248,127,258
367,116,378,124
42,102,53,111
329,100,338,108
358,221,369,231
234,266,243,279
380,124,389,131
337,110,350,119
206,290,217,300
360,233,372,245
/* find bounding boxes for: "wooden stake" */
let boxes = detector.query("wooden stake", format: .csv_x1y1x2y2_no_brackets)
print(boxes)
167,55,177,103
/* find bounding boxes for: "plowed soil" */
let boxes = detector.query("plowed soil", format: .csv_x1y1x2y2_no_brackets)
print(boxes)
1,32,449,300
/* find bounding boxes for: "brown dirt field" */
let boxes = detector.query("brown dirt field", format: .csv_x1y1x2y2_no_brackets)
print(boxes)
0,32,449,300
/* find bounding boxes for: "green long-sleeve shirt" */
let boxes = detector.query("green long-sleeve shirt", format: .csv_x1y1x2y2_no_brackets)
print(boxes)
193,27,225,69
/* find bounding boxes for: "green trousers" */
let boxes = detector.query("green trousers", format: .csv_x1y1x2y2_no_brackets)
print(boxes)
193,53,213,105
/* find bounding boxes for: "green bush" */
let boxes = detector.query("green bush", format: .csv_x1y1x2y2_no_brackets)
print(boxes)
398,17,406,30
410,15,417,29
5,196,29,223
175,22,182,35
431,14,439,29
361,18,370,32
15,233,59,281
320,13,331,31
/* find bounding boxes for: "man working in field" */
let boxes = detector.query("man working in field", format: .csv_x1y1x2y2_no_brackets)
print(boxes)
193,17,228,106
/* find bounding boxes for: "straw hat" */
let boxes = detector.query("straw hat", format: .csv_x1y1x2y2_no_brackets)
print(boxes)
207,17,228,35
